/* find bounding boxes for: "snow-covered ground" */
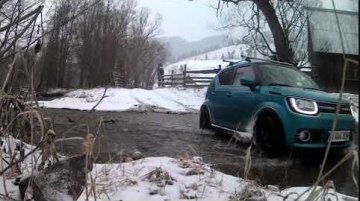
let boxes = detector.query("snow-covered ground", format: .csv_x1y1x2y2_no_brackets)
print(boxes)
0,141,357,201
38,87,207,113
39,88,359,124
76,157,357,201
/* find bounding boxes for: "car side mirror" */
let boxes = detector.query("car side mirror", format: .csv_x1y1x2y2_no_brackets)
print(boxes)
240,77,256,90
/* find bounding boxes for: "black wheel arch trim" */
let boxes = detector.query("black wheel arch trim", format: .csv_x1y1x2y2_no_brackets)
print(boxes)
200,105,213,125
253,107,285,133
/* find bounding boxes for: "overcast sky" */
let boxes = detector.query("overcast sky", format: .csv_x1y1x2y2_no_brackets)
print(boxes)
137,0,224,42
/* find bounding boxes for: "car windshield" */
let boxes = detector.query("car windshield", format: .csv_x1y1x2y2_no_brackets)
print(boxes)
257,64,319,89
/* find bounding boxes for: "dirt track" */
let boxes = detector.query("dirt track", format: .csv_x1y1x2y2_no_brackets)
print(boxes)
43,108,358,196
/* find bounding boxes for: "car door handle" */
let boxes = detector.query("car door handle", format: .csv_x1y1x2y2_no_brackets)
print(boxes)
211,92,216,95
226,92,232,97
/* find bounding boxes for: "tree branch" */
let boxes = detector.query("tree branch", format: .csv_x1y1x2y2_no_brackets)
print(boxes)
0,5,43,33
0,141,43,176
90,87,108,112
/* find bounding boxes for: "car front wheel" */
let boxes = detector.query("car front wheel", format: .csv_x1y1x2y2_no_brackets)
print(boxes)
255,116,285,157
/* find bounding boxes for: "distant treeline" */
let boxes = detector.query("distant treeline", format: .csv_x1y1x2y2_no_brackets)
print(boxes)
40,0,167,89
0,0,168,91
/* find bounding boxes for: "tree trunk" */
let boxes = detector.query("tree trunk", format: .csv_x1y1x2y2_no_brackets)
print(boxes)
254,0,294,63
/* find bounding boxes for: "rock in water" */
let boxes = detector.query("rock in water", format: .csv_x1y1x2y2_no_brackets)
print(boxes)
18,154,92,201
131,150,143,160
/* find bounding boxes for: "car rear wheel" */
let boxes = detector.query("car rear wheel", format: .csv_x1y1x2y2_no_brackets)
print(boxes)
255,116,285,157
199,108,211,129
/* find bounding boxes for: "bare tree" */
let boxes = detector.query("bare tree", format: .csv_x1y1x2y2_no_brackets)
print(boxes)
0,1,43,59
76,0,138,88
139,40,168,89
125,8,163,88
39,0,80,89
216,0,315,64
38,0,167,90
0,0,44,92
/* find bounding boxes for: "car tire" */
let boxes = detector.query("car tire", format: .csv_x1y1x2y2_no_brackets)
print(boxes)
199,108,211,129
255,116,285,157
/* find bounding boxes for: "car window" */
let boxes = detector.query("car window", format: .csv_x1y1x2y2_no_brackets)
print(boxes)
233,66,255,85
257,64,319,89
218,68,235,85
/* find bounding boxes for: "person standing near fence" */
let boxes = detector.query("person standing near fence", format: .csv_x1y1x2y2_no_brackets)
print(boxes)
157,63,164,87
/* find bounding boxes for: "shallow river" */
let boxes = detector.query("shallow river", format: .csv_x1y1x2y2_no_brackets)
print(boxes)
42,108,358,197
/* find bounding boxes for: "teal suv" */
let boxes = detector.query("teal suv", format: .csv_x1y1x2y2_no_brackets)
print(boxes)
199,60,355,155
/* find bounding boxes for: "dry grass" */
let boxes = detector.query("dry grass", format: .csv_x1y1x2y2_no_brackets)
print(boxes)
0,51,100,199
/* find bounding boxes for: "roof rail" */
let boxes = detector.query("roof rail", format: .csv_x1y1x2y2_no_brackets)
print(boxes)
223,56,295,67
241,55,294,66
222,59,242,66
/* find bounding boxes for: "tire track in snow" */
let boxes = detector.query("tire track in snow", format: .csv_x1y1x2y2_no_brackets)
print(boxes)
152,90,197,112
129,90,146,105
129,90,173,112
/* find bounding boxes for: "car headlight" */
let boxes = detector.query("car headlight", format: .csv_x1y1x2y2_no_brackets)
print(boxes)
288,97,318,115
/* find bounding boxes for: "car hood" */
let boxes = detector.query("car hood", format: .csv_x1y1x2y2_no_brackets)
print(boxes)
264,86,349,104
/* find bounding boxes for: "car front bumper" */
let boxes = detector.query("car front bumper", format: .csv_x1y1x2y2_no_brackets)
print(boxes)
282,112,355,149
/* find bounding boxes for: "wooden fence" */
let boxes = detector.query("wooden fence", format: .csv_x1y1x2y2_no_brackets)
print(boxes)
159,65,222,88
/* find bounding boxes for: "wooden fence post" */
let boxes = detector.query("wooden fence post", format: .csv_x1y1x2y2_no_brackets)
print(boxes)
183,64,187,87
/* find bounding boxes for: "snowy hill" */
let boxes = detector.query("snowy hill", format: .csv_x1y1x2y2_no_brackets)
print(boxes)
162,43,314,76
163,44,267,75
158,35,229,61
188,44,250,60
164,60,228,76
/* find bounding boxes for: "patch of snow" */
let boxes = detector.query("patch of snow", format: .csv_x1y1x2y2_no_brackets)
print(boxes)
0,178,22,200
38,87,207,113
299,67,312,72
280,186,358,201
332,93,359,123
342,93,359,123
46,88,69,94
77,157,239,201
75,157,360,201
0,136,39,172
